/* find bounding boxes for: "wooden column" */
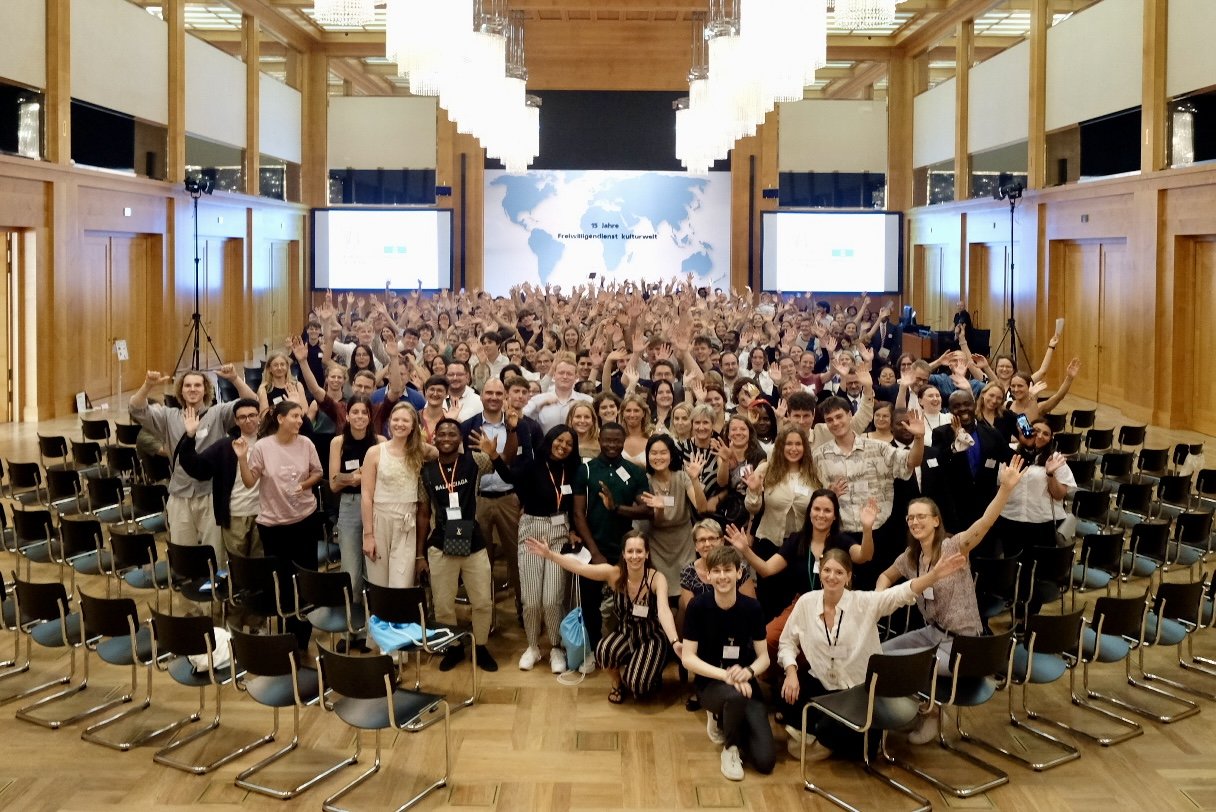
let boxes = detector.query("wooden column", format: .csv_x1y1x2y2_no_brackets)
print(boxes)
300,49,329,207
954,20,973,201
166,0,186,184
243,14,260,196
1141,0,1167,174
45,0,70,165
1027,0,1048,189
887,54,914,212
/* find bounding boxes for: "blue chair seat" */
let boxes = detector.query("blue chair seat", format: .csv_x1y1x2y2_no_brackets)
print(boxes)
935,675,997,707
1081,627,1130,662
68,549,113,576
97,627,154,665
125,560,171,590
30,612,85,647
246,667,320,708
137,516,168,534
167,656,227,688
1143,613,1187,646
1121,552,1159,578
333,690,445,730
813,684,922,731
1169,544,1203,567
307,605,367,635
1013,644,1068,683
1071,564,1113,590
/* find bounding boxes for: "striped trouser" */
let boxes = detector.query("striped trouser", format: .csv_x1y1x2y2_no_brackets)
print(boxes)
517,513,569,650
596,628,667,696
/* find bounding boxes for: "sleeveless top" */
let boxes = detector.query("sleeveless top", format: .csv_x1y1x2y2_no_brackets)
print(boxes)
338,433,377,495
612,570,663,640
373,446,419,517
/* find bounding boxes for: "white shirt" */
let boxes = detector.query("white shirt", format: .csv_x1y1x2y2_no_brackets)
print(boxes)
523,390,593,433
1001,462,1076,523
444,390,483,423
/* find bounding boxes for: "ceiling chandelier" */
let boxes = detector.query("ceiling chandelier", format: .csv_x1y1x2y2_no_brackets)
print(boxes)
312,0,375,28
386,0,539,173
833,0,907,31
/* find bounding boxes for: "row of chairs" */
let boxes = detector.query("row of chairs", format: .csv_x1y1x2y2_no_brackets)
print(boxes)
802,567,1216,810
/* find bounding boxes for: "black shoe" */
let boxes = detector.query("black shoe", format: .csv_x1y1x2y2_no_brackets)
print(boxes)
439,644,466,672
475,645,499,672
336,638,350,654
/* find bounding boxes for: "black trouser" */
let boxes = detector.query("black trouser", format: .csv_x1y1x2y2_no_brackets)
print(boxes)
776,671,877,760
257,516,318,652
699,680,776,773
579,575,606,654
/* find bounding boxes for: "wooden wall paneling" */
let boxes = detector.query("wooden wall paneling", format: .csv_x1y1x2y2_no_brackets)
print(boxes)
166,0,186,184
287,238,302,335
1141,0,1167,175
457,133,486,291
220,237,246,363
108,235,153,393
45,0,70,165
756,110,779,293
954,20,972,202
1026,0,1048,189
244,14,261,197
1054,241,1100,400
1185,239,1216,435
271,241,291,350
1096,240,1127,408
78,235,113,400
0,177,49,228
524,20,689,91
887,54,914,212
300,49,329,208
0,232,12,422
731,115,779,296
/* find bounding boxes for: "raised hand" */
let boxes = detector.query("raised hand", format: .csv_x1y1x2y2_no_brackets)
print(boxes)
904,410,926,437
598,481,617,512
1066,357,1081,378
640,491,666,510
289,336,308,362
1029,381,1047,398
1045,451,1067,475
232,436,249,457
860,497,879,530
216,363,237,381
685,450,706,480
745,467,764,492
724,524,753,551
999,455,1026,488
182,406,201,437
144,370,172,386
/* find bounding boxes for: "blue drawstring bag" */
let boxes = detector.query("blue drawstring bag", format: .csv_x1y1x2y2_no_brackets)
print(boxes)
367,616,455,652
560,606,586,670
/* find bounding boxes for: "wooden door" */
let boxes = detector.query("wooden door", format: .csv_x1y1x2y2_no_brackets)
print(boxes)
108,235,150,392
1190,239,1216,434
912,244,947,329
1097,241,1127,406
968,242,1009,333
270,240,291,349
0,232,11,422
1056,241,1101,400
79,235,113,398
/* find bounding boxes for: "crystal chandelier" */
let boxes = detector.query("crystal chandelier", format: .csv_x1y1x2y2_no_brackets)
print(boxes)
312,0,375,27
833,0,906,31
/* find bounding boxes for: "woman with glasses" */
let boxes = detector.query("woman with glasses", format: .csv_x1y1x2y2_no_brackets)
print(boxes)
678,518,757,621
876,457,1026,743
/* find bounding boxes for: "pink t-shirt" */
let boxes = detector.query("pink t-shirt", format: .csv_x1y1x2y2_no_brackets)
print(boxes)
248,436,321,526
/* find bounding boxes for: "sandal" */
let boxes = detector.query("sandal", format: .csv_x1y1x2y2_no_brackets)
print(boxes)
608,685,625,704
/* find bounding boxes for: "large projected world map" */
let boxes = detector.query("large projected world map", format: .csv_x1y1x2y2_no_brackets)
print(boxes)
483,170,731,295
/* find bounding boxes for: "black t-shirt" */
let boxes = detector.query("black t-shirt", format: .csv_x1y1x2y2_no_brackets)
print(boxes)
682,591,765,689
420,454,486,553
778,531,854,595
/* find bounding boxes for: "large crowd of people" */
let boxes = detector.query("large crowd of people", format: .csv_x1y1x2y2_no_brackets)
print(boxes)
132,280,1083,782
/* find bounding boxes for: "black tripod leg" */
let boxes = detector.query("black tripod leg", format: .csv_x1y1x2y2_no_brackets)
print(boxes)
196,318,224,368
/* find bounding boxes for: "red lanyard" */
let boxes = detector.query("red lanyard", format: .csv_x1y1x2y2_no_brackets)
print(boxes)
546,466,566,511
437,458,460,494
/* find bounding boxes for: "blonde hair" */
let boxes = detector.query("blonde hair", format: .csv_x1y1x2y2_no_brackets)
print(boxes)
620,393,654,436
388,401,426,472
260,351,297,394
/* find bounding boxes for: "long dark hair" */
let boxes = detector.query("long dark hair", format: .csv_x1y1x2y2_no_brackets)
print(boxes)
347,343,376,380
612,530,652,593
540,425,581,479
258,399,302,439
342,394,374,443
798,488,843,549
644,433,684,473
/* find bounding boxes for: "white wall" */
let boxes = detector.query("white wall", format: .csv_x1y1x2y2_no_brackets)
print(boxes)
185,36,245,148
71,0,167,124
327,97,437,169
969,40,1029,154
1046,0,1141,130
777,100,886,172
259,74,301,163
913,78,956,167
0,0,46,90
1167,0,1216,98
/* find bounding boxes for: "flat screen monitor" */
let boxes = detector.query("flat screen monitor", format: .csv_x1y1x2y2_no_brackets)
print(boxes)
311,207,453,291
760,210,902,293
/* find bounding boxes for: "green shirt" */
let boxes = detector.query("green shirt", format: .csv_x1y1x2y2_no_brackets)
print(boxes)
574,456,646,563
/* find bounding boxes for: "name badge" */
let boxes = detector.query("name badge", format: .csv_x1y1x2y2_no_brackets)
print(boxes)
793,483,810,497
813,558,820,574
549,514,565,527
926,458,939,468
446,507,463,521
344,459,358,471
984,458,997,469
663,495,676,507
722,645,741,660
616,466,631,482
272,396,284,405
448,492,460,509
560,484,572,495
631,603,649,618
923,587,935,601
878,347,890,359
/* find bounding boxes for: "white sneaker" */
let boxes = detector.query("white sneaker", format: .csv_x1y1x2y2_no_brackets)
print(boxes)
706,712,726,745
550,647,567,674
578,652,596,674
787,735,833,762
518,647,541,671
908,708,940,745
720,745,744,781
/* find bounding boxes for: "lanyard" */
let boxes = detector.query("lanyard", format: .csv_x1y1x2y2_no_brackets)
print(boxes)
546,465,566,511
437,458,460,494
822,609,844,647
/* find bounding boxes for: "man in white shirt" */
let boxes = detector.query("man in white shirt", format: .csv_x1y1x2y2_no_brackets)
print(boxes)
523,355,591,432
444,360,483,422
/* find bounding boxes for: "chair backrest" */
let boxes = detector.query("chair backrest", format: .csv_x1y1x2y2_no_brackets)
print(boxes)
87,476,125,509
1070,409,1096,430
130,483,168,515
1101,451,1134,479
1118,425,1146,448
81,417,112,443
11,507,55,543
14,577,70,625
227,552,281,594
1043,412,1067,434
37,434,69,463
972,557,1020,600
150,609,214,658
1028,545,1076,587
1091,593,1147,641
229,627,297,678
295,565,352,610
1066,458,1096,489
1080,532,1125,572
71,440,103,467
104,445,139,477
59,516,104,558
46,467,82,501
1129,520,1171,561
1085,428,1114,453
166,542,218,582
1070,489,1108,522
866,649,937,699
115,423,142,446
948,632,1014,681
1157,473,1193,505
319,647,395,701
1137,447,1169,478
1175,510,1213,545
1114,482,1152,514
108,530,158,570
1154,580,1206,626
79,590,139,639
364,582,427,626
1025,609,1085,657
1196,469,1216,499
1054,432,1083,457
7,460,43,490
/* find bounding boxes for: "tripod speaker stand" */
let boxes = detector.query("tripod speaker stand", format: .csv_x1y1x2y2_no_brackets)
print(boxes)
992,178,1029,367
174,176,224,372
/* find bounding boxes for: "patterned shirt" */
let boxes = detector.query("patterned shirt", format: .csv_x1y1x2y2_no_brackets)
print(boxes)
811,433,912,532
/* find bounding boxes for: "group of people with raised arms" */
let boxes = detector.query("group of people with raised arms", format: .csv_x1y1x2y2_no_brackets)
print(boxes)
131,280,1078,782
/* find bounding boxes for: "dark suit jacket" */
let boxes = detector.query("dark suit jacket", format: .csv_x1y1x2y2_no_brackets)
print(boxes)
930,421,1012,533
460,412,543,480
869,320,902,371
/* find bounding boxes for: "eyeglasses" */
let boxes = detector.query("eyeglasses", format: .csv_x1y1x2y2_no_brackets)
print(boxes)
906,513,934,524
694,535,722,544
235,412,260,421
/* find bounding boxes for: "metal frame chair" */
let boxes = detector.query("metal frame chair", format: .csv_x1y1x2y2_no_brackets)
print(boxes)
54,515,110,592
1136,447,1170,482
1069,409,1096,431
1042,412,1067,434
1084,427,1114,459
229,628,352,799
81,417,112,446
104,530,169,607
5,460,47,505
1071,531,1125,604
227,551,291,633
294,565,366,651
1053,432,1083,458
318,647,451,812
889,633,1015,798
1128,580,1210,719
1117,424,1147,452
801,649,937,812
0,572,27,683
36,434,72,472
115,422,143,446
1121,520,1171,585
166,542,226,621
1069,593,1147,745
9,577,89,725
972,557,1021,632
9,507,59,578
364,582,476,731
44,467,86,516
1096,451,1134,492
126,483,168,534
1155,473,1193,518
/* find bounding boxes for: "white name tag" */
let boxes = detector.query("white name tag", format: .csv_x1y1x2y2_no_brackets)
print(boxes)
813,558,820,574
549,514,565,527
722,645,741,660
926,458,939,469
984,458,997,469
663,495,676,507
272,396,285,405
879,347,890,359
631,603,649,618
446,507,462,521
616,466,631,482
560,484,572,495
923,587,935,601
448,492,460,509
344,459,358,471
793,483,810,497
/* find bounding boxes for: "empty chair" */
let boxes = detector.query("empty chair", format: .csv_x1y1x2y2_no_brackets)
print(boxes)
44,468,86,516
801,649,937,810
294,565,366,652
1125,580,1206,722
149,609,262,774
0,572,28,683
85,476,128,524
889,633,1015,798
106,530,169,601
114,422,142,447
317,648,451,812
10,577,88,725
10,507,60,577
1053,432,1083,457
243,364,263,393
227,551,291,634
77,590,161,750
127,483,168,534
1136,447,1170,482
103,445,139,483
1069,409,1096,431
1110,482,1154,527
1096,451,1134,492
1070,594,1146,745
1122,520,1171,584
80,417,112,446
1117,424,1147,451
1084,427,1114,459
972,557,1020,633
1155,473,1193,517
1173,443,1193,475
70,440,103,476
37,434,72,472
1069,489,1109,537
1168,511,1213,573
1065,457,1096,492
140,454,171,484
229,629,352,799
967,610,1084,771
55,516,110,590
1019,545,1075,618
1071,532,1125,603
166,542,225,620
1042,412,1067,435
1196,468,1216,508
5,460,46,505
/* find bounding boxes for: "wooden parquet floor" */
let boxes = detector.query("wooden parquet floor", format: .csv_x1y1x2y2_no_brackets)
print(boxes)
0,394,1214,811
